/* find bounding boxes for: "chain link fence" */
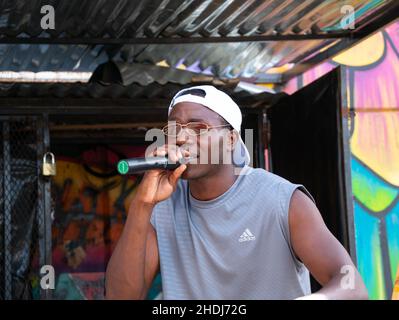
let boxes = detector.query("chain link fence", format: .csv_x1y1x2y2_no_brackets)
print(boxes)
0,116,49,300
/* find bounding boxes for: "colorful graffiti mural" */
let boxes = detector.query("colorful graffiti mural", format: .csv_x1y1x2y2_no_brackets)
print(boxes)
283,21,399,300
47,144,162,299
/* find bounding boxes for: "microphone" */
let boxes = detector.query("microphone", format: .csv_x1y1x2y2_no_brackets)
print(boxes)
117,156,194,175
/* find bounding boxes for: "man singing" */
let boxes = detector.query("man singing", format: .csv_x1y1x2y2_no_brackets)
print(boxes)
106,85,368,300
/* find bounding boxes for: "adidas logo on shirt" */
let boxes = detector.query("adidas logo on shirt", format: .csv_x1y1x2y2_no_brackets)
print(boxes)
238,228,256,242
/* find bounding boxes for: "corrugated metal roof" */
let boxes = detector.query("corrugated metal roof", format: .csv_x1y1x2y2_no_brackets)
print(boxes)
0,0,392,38
0,0,397,81
117,40,333,78
0,81,186,99
0,59,286,103
0,81,284,108
0,39,332,78
89,61,221,86
0,43,107,72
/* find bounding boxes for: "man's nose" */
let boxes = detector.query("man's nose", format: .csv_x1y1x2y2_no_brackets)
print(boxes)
176,128,192,146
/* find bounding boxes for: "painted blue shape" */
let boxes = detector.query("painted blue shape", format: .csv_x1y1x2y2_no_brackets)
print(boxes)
385,200,399,284
146,273,162,300
354,200,385,299
323,0,385,32
351,156,399,212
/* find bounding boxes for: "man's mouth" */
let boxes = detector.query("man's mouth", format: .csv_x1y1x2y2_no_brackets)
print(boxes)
181,154,199,165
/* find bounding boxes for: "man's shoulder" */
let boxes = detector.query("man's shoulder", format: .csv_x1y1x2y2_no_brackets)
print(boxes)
240,167,307,204
241,166,291,187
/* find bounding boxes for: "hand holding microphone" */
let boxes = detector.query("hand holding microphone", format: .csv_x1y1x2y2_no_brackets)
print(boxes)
124,145,190,206
117,155,194,175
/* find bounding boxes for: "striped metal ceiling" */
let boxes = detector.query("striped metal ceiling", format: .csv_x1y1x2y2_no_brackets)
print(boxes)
0,0,397,82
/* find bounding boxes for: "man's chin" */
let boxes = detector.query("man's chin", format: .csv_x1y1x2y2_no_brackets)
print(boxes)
180,164,203,180
180,165,194,180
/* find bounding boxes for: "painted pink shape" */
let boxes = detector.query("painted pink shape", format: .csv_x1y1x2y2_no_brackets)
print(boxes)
353,36,399,110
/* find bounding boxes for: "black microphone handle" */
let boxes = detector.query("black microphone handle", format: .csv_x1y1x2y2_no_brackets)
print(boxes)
117,156,181,175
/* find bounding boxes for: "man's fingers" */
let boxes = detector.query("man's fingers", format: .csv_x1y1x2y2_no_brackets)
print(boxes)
168,164,187,186
153,145,183,163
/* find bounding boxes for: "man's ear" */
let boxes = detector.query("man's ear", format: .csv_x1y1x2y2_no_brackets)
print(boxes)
228,130,240,152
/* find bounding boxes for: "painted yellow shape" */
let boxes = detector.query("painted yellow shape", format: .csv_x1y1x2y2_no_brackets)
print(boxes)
266,63,294,74
319,40,340,53
351,112,399,186
333,32,385,67
257,83,275,90
393,266,399,300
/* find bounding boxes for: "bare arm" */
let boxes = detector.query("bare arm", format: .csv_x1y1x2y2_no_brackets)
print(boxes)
105,146,187,299
105,199,159,300
289,190,368,300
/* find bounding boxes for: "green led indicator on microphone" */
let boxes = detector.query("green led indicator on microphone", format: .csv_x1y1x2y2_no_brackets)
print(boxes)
117,160,129,175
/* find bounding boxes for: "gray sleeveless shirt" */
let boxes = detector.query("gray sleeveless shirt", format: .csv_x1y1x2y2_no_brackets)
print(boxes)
150,166,313,299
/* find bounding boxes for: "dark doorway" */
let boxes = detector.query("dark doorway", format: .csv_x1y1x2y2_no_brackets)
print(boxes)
268,69,352,292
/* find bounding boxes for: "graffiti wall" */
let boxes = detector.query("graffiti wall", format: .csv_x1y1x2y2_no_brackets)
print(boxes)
283,21,399,300
47,144,161,299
